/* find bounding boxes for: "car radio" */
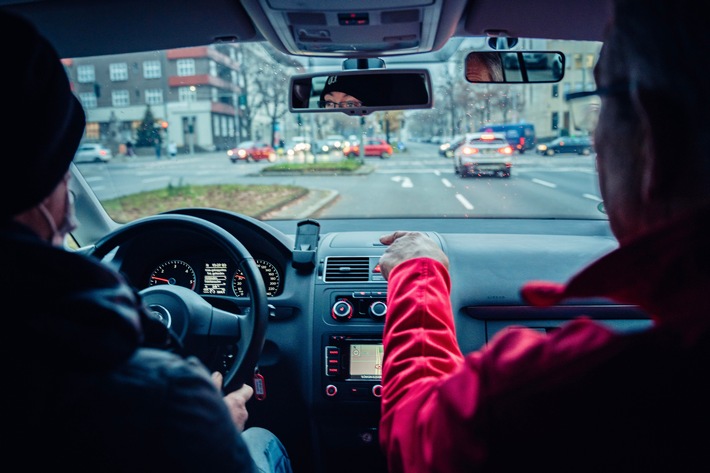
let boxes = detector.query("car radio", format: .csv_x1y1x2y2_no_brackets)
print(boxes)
323,334,383,400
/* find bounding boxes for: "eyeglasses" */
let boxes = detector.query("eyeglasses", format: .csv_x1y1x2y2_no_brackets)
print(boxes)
564,83,630,133
318,100,363,109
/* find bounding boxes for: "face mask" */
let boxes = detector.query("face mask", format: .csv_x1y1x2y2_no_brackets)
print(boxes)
38,187,78,246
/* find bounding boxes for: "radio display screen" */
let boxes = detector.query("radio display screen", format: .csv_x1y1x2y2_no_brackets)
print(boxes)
349,343,384,380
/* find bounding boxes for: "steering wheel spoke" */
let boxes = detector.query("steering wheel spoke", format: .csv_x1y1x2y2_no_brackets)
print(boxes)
88,214,269,393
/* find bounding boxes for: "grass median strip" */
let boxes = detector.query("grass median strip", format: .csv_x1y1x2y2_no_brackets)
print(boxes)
103,183,308,223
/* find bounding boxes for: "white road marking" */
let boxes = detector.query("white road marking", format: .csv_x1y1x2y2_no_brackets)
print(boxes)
455,193,474,210
391,176,413,188
441,178,453,188
583,193,603,201
532,178,557,188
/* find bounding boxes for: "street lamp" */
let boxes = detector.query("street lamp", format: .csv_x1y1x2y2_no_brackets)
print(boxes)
188,85,196,155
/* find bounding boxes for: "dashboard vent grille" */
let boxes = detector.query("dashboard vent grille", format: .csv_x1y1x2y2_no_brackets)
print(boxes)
324,257,370,282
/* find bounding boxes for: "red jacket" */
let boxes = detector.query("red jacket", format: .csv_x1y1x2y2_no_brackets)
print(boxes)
379,209,710,473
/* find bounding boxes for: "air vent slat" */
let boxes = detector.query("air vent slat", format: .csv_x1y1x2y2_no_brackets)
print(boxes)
324,257,371,282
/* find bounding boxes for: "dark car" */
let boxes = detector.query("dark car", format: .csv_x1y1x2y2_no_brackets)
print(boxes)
227,141,277,162
342,138,393,159
439,135,465,158
536,136,594,156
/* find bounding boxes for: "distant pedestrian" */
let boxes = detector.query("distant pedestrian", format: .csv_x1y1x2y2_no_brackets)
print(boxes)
168,141,177,158
125,140,135,157
154,137,162,159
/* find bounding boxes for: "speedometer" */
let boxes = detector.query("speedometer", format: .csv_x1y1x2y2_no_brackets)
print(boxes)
149,259,197,290
232,259,281,297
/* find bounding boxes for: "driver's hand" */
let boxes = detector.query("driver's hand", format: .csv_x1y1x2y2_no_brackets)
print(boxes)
379,231,449,280
212,371,253,432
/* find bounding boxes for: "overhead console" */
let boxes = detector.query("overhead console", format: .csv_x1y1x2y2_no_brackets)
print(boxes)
241,0,468,56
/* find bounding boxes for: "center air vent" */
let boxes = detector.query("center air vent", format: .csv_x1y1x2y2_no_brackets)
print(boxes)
324,256,371,282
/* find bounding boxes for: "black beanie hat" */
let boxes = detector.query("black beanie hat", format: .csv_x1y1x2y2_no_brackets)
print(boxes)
0,9,86,219
319,74,389,106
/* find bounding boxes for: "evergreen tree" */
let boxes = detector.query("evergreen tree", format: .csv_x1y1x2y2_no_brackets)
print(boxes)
136,105,158,146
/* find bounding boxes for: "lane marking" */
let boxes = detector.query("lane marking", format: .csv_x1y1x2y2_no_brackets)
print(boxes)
441,178,453,188
532,178,556,188
583,193,602,201
455,193,474,210
391,176,413,188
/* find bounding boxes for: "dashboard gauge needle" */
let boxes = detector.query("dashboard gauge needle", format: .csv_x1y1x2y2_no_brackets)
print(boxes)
151,276,170,283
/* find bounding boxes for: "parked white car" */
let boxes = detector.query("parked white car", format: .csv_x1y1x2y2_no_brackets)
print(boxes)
74,143,113,163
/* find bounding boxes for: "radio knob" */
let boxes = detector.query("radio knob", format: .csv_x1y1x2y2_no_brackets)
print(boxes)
326,384,338,397
331,300,353,321
368,301,387,320
372,384,382,398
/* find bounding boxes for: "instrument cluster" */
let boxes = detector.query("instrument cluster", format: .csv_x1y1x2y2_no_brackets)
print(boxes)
147,256,282,297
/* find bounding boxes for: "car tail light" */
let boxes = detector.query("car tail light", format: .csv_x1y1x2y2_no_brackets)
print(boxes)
238,149,247,158
499,146,513,154
480,133,496,140
462,146,479,155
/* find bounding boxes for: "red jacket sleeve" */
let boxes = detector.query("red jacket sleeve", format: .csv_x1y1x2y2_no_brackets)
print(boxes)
379,257,615,473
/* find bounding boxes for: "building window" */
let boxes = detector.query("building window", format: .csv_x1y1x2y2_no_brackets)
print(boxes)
213,115,220,137
178,86,197,102
79,92,98,109
110,63,129,81
77,65,95,83
143,60,162,79
583,53,596,69
112,89,130,107
551,111,559,130
552,84,559,98
177,59,196,76
145,88,164,105
209,60,217,77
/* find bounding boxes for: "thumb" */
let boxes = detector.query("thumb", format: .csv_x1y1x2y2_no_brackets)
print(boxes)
211,371,224,390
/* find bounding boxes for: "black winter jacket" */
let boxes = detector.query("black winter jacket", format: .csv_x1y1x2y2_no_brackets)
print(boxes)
2,222,256,472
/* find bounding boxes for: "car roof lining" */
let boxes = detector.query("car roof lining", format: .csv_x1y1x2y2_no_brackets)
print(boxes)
1,0,610,59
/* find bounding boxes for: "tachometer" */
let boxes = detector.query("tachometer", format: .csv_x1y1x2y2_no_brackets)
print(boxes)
149,259,197,290
232,259,280,297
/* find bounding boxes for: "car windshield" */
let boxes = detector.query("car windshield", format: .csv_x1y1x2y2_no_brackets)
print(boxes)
67,37,603,224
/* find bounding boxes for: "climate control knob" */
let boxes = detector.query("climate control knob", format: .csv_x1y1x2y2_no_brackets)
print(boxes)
331,299,353,321
368,300,387,320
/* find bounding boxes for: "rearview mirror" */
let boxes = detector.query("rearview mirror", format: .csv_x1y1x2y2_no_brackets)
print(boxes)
465,51,565,83
289,69,432,115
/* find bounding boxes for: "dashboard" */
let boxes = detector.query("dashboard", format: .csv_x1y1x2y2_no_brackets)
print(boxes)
104,209,652,473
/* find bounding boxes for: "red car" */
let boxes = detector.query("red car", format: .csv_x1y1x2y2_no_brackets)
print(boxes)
227,141,277,163
342,138,393,159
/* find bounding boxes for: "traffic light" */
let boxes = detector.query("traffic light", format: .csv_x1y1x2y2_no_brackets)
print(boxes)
161,121,169,129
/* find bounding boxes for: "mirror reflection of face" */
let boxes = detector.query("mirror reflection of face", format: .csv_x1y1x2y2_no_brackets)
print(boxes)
323,91,362,108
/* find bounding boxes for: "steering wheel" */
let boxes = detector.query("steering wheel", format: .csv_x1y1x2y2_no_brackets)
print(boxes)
88,214,269,393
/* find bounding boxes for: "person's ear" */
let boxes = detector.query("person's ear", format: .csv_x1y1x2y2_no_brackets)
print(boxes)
632,88,684,204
